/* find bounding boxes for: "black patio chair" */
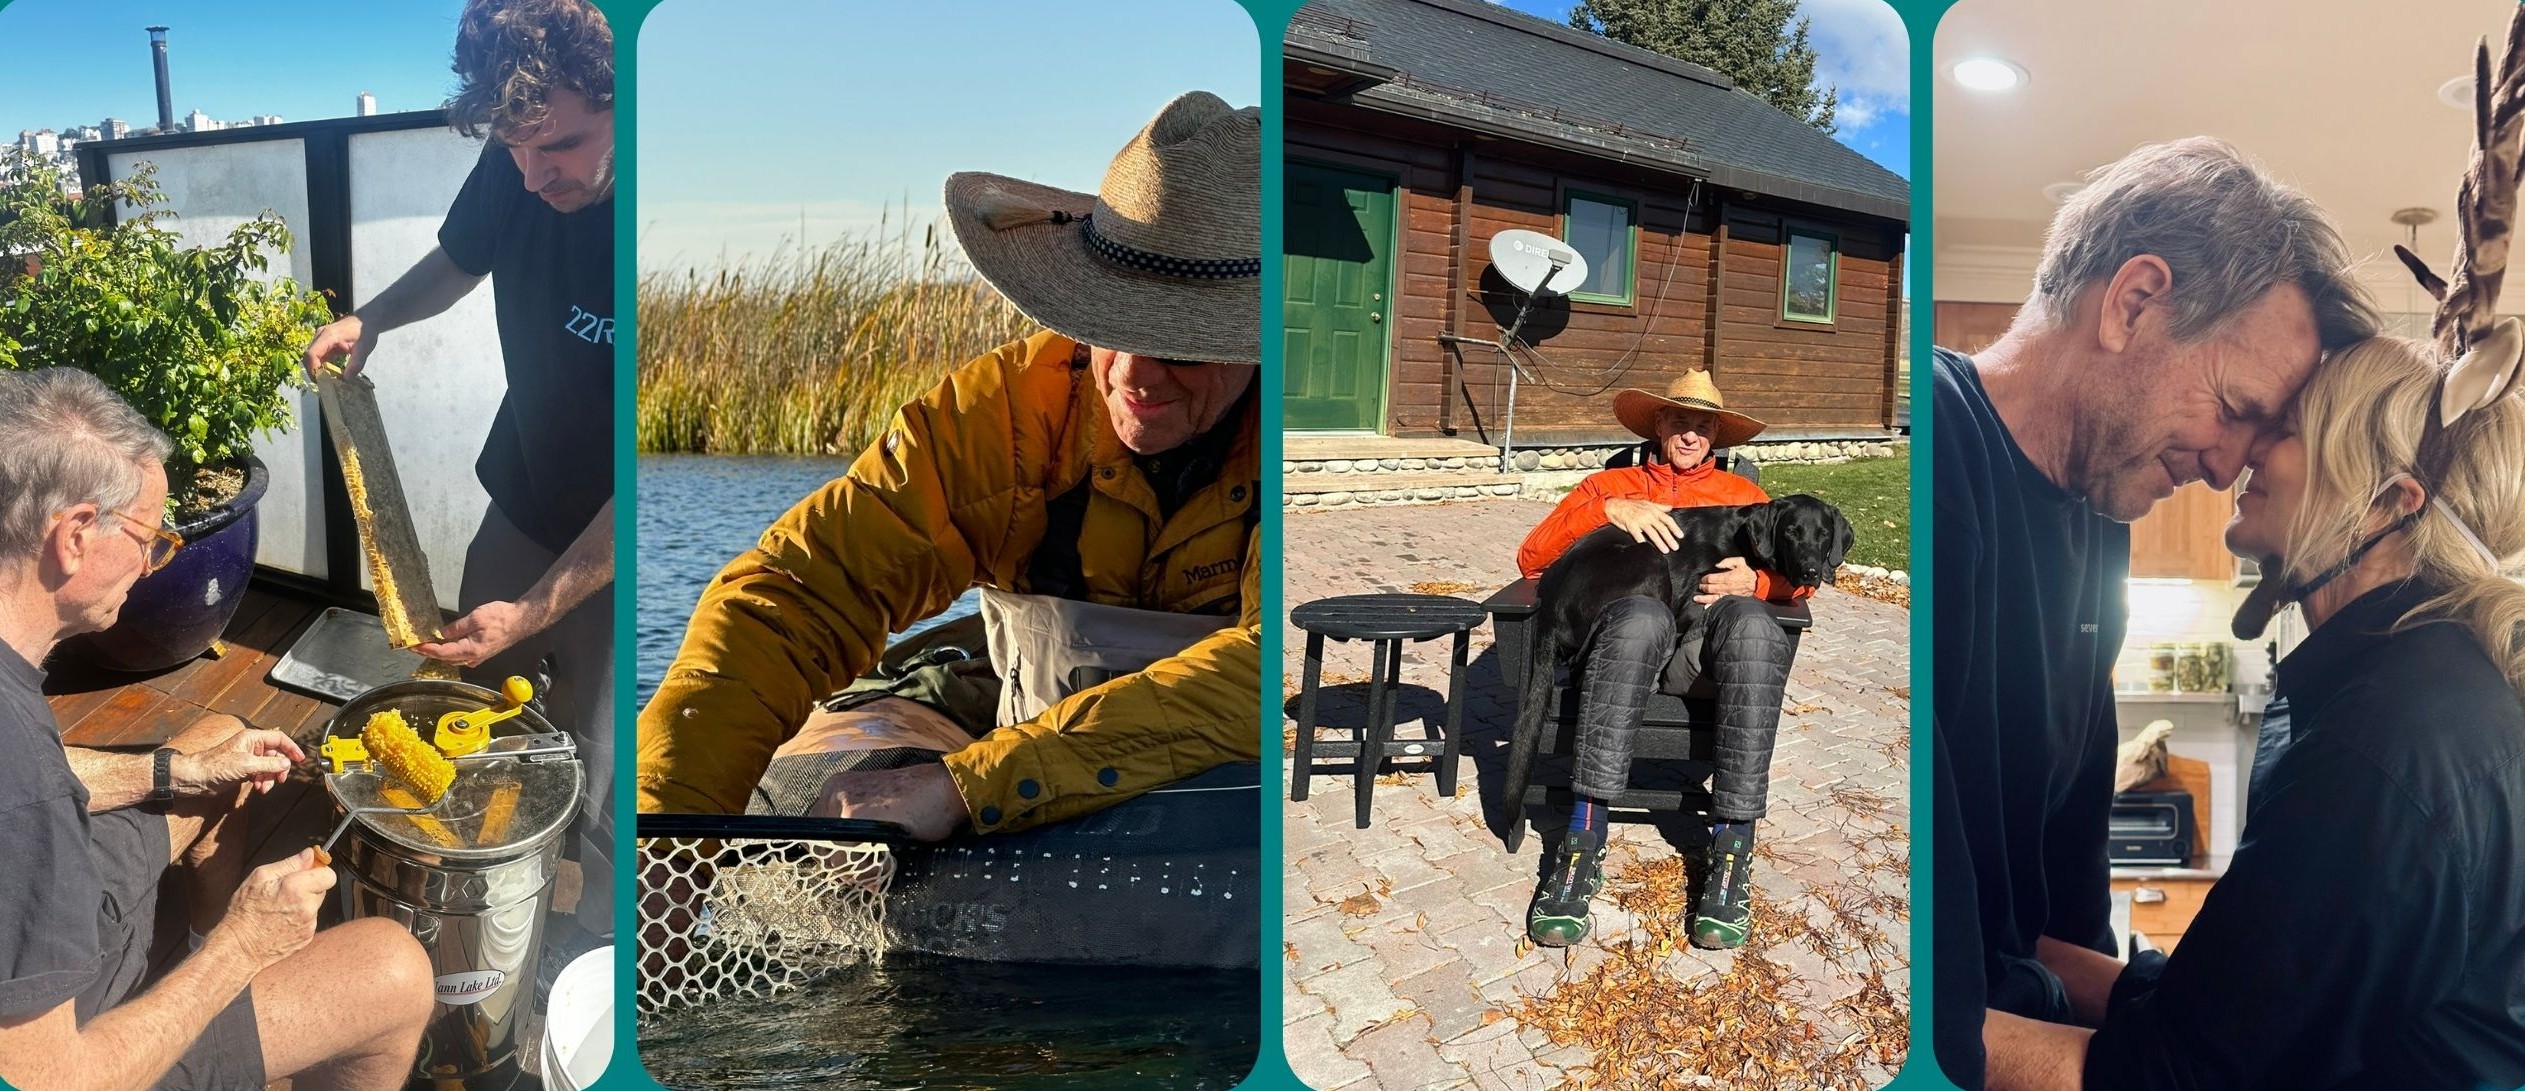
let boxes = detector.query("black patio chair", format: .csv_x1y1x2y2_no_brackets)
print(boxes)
1478,449,1805,851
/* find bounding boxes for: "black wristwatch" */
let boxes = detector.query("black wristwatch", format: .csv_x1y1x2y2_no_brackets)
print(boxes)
149,747,178,805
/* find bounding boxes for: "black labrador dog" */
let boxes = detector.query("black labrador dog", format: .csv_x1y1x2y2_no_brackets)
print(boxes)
1511,494,1854,750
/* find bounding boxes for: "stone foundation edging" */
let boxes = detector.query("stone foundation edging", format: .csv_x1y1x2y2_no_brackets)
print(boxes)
1286,481,1524,509
1282,437,1908,509
1284,437,1903,477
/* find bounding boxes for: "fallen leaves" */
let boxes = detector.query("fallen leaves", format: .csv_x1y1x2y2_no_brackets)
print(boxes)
1409,579,1486,596
1833,568,1910,608
1498,806,1910,1090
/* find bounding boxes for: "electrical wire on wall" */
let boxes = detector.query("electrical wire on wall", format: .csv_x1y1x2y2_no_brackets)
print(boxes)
1477,177,1700,405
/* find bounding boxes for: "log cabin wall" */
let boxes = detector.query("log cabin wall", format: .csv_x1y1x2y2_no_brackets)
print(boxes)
1712,210,1903,435
1287,97,1903,445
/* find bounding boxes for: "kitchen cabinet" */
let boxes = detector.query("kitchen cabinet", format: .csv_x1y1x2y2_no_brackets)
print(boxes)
2110,873,2217,953
1933,301,2020,355
2130,481,2240,580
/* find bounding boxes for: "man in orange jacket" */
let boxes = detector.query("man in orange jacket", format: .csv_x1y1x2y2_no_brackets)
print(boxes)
1515,371,1815,951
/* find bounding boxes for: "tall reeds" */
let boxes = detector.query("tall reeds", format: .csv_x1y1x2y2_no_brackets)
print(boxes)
636,217,1034,455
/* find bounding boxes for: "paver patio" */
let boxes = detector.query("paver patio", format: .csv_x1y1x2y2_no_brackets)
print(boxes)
1281,498,1911,1090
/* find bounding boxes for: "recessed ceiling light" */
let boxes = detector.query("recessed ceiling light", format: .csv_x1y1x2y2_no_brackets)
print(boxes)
2441,74,2474,109
1952,57,2026,93
2042,181,2085,203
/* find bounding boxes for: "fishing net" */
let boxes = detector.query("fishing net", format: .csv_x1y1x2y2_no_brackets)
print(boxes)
634,761,1264,1014
634,816,899,1014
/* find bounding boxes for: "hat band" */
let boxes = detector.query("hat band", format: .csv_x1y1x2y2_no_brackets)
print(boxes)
1671,396,1727,413
1082,213,1259,280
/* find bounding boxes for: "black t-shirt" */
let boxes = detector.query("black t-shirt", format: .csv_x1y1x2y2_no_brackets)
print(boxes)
438,143,615,554
2086,580,2525,1089
0,643,106,1020
1930,347,2129,1089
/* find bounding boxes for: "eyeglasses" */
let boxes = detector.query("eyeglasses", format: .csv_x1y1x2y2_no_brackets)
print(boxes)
104,507,184,575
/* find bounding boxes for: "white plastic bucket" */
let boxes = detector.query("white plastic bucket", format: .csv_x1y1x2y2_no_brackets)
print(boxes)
540,946,613,1091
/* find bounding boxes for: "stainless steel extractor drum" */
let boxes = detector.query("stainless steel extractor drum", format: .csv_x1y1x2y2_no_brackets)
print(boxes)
322,679,583,1090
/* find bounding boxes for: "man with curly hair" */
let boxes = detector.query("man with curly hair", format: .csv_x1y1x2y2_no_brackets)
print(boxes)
302,0,616,947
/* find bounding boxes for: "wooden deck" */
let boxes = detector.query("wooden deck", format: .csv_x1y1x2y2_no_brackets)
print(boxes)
45,584,344,868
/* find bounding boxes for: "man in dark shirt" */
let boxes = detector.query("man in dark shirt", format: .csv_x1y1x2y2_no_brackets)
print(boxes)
303,0,616,942
0,369,434,1090
1932,136,2376,1089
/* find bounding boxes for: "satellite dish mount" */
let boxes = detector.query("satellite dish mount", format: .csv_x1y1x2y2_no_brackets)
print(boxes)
1483,229,1591,472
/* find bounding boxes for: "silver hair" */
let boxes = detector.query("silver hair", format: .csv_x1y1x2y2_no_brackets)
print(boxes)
0,369,174,563
2027,137,2376,350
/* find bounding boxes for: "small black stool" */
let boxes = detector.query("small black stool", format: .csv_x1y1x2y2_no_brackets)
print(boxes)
1289,592,1487,828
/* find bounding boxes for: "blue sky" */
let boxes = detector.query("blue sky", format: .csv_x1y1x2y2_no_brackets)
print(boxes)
636,0,1261,271
0,0,461,135
1495,0,1911,176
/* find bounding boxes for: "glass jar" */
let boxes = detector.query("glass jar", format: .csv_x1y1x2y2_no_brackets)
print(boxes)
2175,644,2211,693
2147,644,2178,692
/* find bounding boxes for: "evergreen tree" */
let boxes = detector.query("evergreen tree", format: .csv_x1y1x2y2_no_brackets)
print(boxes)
1568,0,1839,133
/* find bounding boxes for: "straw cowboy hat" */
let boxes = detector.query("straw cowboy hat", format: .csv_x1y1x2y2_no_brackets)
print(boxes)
944,91,1259,366
1611,371,1768,449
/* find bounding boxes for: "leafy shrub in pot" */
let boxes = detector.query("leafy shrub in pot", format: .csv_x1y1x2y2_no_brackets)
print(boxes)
0,148,332,669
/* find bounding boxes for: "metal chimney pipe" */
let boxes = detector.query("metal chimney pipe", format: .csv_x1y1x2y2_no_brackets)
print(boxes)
146,27,173,130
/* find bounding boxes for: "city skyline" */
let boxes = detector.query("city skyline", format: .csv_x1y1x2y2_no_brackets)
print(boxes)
0,1,457,142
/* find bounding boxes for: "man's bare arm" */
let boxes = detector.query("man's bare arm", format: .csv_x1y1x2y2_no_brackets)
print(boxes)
1983,1009,2094,1091
60,748,154,813
2036,935,2126,1026
303,247,486,378
64,721,302,813
413,501,612,667
522,500,614,622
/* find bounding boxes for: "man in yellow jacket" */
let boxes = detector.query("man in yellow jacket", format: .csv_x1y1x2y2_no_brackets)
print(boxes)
636,91,1260,840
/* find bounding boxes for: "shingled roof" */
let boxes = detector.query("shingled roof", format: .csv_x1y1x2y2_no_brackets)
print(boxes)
1286,0,1909,224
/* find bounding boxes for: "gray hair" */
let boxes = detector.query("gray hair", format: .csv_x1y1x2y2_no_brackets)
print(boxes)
2029,137,2377,350
0,369,174,563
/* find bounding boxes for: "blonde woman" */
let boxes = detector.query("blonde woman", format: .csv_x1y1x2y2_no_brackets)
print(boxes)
1992,333,2525,1088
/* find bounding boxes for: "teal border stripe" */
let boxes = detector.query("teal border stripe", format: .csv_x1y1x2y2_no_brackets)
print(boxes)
1897,4,1949,1089
1250,6,1300,1091
608,1,645,1088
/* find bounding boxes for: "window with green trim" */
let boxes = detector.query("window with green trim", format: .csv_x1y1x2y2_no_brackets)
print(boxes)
1560,191,1636,305
1782,230,1838,323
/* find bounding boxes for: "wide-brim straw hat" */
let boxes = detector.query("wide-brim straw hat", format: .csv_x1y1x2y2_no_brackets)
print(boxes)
944,91,1259,366
1611,371,1768,448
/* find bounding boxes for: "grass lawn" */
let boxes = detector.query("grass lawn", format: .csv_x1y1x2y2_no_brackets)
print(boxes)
1759,451,1911,572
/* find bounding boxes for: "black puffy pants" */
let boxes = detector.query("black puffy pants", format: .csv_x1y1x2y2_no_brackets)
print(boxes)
1568,595,1793,821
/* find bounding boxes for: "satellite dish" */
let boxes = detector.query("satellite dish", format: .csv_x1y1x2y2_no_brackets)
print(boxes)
1488,229,1589,297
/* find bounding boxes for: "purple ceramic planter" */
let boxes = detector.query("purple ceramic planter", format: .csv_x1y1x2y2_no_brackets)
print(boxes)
68,455,270,675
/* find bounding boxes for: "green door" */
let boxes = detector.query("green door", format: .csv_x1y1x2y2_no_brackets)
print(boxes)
1283,162,1394,432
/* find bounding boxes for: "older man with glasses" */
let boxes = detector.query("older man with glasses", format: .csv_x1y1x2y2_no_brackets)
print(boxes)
0,368,434,1091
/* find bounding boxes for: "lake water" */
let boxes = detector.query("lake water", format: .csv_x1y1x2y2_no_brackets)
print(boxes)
636,455,978,706
634,456,1256,1089
638,956,1258,1091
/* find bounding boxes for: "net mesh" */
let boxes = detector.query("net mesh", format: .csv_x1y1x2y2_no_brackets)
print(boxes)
635,834,895,1014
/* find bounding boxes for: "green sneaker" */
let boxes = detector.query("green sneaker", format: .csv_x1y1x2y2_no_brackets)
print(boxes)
1692,824,1756,950
1526,838,1605,948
